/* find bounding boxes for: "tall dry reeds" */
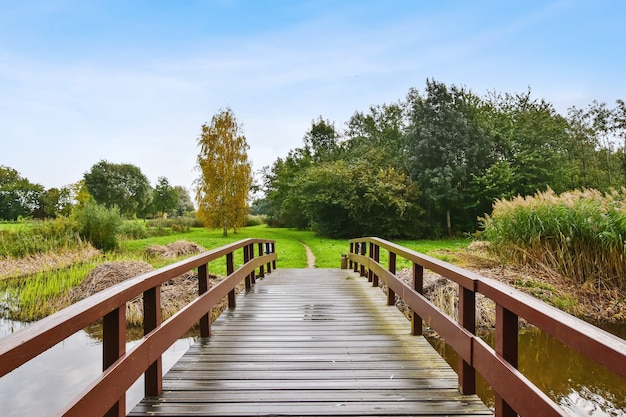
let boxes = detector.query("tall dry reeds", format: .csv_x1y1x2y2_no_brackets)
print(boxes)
481,188,626,290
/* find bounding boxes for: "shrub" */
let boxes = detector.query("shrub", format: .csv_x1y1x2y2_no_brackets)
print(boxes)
74,203,122,251
0,217,82,258
119,221,149,239
246,214,266,227
481,188,626,289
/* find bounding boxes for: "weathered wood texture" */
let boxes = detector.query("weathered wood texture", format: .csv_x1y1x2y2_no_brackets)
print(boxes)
130,268,491,416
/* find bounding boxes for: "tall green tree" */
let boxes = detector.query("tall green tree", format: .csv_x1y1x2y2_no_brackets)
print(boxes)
0,166,45,220
84,160,152,218
195,107,252,236
151,177,179,218
173,186,195,216
404,79,491,236
303,116,341,163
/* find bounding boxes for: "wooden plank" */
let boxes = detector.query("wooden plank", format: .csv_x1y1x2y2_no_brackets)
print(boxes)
130,268,491,417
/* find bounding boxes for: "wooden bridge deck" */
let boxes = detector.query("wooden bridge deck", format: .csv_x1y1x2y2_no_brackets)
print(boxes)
129,268,492,416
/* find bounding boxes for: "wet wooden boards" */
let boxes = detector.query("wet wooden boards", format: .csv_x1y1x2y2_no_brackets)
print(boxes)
129,268,491,416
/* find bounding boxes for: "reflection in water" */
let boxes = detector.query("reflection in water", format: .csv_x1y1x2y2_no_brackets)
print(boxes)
427,326,626,416
0,318,195,417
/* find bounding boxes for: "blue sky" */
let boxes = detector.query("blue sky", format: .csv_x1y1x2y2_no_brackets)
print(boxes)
1,0,624,192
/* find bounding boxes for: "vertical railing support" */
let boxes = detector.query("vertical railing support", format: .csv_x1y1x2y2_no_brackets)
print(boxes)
368,242,374,283
495,304,519,417
266,242,272,273
258,242,265,278
226,252,236,308
248,243,256,285
349,242,354,269
359,242,366,277
143,286,162,397
387,252,396,305
458,284,476,395
198,264,211,337
412,263,424,336
271,242,277,270
243,245,251,289
372,244,380,287
103,306,126,417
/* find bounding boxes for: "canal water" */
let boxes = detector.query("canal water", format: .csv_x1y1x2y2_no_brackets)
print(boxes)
0,318,196,417
428,325,626,416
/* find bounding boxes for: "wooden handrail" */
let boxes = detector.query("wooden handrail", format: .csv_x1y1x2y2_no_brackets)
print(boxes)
0,238,276,417
349,237,626,417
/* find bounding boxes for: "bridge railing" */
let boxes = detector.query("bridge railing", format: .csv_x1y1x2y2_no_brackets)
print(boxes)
348,237,626,417
0,238,276,417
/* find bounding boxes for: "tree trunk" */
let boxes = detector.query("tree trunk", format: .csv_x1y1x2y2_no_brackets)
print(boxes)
223,220,228,237
446,209,452,237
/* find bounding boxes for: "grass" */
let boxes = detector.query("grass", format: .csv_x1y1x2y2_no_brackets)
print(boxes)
2,224,471,322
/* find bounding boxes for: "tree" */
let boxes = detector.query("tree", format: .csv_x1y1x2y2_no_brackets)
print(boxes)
303,117,341,162
84,160,153,218
173,186,195,216
404,79,492,236
0,165,45,220
151,177,179,218
195,107,252,236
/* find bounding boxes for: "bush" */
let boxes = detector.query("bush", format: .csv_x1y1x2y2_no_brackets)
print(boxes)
119,221,149,239
74,203,122,251
481,188,626,289
246,214,266,226
0,217,82,258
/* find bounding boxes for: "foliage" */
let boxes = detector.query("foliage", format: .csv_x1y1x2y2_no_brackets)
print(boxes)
84,160,153,218
481,188,626,290
291,160,423,238
173,185,195,216
0,216,83,258
151,176,179,217
195,107,252,236
0,165,46,220
73,202,123,251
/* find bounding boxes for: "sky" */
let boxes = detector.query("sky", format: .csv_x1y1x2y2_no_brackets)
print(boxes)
1,0,625,193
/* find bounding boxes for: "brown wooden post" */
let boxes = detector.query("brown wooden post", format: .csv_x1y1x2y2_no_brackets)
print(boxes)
359,242,366,277
265,242,272,273
271,242,277,270
368,242,374,283
353,243,360,273
412,263,424,336
458,285,476,395
198,264,211,337
387,252,396,305
103,306,126,417
258,242,265,278
372,244,380,287
495,304,519,417
227,252,236,308
243,245,251,289
249,243,256,284
349,242,354,269
143,286,162,397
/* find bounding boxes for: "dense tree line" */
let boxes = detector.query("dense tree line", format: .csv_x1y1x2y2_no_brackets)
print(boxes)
258,79,626,238
0,160,194,221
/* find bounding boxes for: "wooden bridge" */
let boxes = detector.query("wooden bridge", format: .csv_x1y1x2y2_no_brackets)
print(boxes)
1,238,625,417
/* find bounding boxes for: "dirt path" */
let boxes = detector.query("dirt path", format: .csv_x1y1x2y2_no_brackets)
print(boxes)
303,244,315,268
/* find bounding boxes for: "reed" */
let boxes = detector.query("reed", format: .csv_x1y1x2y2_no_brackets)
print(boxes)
481,188,626,289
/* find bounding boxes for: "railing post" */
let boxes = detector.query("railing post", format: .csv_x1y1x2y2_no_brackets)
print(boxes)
227,252,236,308
271,242,277,270
198,264,211,337
265,242,272,273
458,285,476,395
412,263,424,336
249,243,256,284
243,245,251,289
387,252,396,305
349,242,354,269
372,244,380,287
359,242,366,277
143,286,163,397
258,242,265,278
368,242,374,283
103,306,126,417
495,304,519,417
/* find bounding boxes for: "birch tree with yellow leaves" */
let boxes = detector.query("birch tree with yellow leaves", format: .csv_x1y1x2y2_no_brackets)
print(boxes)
195,107,252,236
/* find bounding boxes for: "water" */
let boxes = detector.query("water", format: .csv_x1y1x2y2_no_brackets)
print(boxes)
428,325,626,416
0,318,196,417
